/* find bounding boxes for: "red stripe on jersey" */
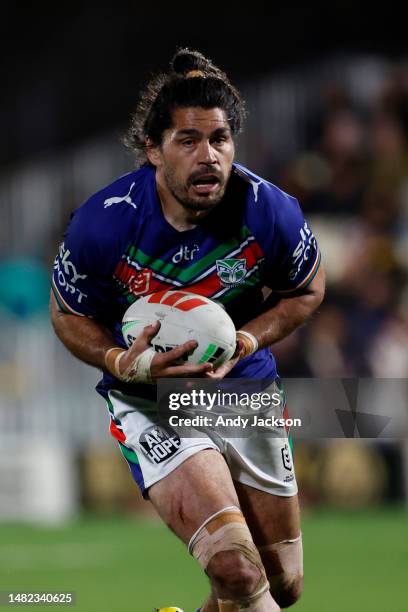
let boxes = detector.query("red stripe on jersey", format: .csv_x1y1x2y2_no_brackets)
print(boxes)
175,297,207,311
110,419,126,443
184,273,222,297
240,242,264,268
143,277,176,295
114,260,140,284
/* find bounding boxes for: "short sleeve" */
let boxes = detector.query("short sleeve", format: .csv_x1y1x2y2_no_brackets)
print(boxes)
266,195,321,293
51,209,113,318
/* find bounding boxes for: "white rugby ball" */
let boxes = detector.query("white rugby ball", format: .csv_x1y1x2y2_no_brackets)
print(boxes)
122,290,236,367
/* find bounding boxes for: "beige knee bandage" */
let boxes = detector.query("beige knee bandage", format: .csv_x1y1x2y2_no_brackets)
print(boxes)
258,533,303,591
189,506,279,611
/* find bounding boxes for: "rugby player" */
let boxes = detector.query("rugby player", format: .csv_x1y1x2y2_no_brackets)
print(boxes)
50,49,325,611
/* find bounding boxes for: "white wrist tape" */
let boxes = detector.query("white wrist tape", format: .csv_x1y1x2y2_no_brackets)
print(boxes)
119,347,156,383
105,347,156,384
236,330,259,356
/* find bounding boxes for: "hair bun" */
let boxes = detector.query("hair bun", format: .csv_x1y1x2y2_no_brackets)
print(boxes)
171,48,213,76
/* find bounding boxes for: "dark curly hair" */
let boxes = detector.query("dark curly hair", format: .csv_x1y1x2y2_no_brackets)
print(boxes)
124,48,246,165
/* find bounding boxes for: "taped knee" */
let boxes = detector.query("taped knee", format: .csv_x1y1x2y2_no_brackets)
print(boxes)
258,534,303,607
188,506,270,608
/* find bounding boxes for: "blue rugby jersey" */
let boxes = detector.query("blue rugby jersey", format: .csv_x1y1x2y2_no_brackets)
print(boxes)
52,163,320,398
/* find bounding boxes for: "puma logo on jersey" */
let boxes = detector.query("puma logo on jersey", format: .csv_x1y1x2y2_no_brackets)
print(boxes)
249,177,262,202
234,166,262,202
103,183,137,209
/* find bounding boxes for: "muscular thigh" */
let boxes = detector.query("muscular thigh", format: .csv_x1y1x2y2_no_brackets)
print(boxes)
148,448,240,544
235,482,301,545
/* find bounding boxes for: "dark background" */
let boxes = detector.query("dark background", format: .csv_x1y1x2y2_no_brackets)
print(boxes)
2,2,407,164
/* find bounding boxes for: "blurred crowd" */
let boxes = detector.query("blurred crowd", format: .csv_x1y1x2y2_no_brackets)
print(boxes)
272,68,408,378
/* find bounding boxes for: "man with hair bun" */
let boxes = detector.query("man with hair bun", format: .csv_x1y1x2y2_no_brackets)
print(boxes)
51,48,325,611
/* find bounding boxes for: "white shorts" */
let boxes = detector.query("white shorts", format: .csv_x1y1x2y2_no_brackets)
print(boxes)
106,385,298,499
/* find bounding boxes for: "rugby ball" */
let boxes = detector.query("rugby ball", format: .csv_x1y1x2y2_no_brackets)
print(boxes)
122,290,236,366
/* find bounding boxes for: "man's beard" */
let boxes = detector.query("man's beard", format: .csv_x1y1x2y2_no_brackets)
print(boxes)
163,165,230,214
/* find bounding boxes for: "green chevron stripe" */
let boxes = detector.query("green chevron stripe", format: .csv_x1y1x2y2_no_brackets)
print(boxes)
106,398,123,426
118,441,140,465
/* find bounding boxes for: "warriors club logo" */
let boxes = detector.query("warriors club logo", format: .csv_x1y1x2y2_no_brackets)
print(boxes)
216,258,247,287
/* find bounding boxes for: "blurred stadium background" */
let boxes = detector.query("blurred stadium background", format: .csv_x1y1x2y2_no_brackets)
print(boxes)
0,4,407,610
